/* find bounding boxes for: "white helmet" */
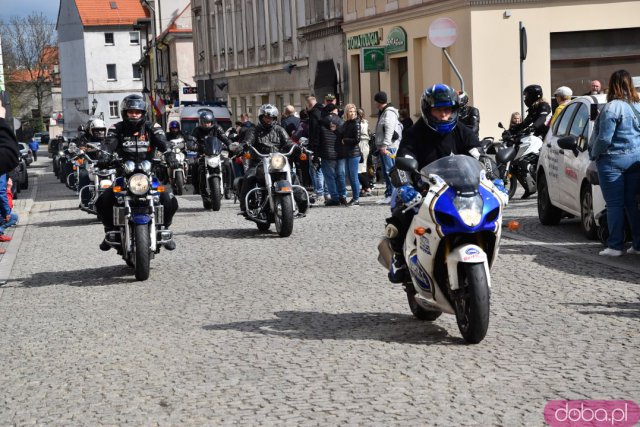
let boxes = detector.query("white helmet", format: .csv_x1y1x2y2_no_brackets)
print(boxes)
89,118,107,139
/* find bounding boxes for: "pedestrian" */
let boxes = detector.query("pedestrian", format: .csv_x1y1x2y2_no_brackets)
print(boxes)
291,109,312,192
0,97,20,176
337,104,361,206
589,69,640,257
0,174,15,245
0,176,18,233
313,103,347,206
280,105,300,137
306,95,329,203
399,109,414,139
373,91,402,204
508,112,522,132
357,108,372,197
29,137,39,161
323,93,337,117
584,79,602,95
550,86,573,126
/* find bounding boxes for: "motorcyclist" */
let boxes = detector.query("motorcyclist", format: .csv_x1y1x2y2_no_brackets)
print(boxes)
510,84,552,138
190,109,231,202
386,84,482,283
95,94,179,251
458,91,480,138
77,118,108,206
239,104,293,214
166,120,184,141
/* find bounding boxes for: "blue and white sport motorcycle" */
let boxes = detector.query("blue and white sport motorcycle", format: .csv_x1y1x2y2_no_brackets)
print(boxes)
378,155,507,343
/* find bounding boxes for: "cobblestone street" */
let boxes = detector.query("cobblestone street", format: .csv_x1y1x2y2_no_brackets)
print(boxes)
0,158,638,425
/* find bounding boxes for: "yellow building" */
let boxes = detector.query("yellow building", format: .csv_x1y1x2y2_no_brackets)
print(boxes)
343,0,640,138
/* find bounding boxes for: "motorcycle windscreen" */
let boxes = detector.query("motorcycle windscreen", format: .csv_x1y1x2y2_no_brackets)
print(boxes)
421,155,482,196
203,136,223,156
495,146,517,164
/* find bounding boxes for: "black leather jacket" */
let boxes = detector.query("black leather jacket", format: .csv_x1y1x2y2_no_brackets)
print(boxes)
459,106,480,138
243,122,292,167
104,121,169,164
191,125,231,155
512,102,552,137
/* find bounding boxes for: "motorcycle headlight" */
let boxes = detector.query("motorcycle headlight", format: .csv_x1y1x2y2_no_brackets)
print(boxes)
269,154,286,170
454,195,484,227
128,173,150,195
123,160,136,174
176,152,185,163
206,156,219,168
140,160,152,173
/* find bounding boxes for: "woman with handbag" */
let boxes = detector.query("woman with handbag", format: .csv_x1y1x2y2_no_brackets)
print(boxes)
589,69,640,256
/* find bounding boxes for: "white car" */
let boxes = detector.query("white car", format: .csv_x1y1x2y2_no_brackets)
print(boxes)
536,94,606,239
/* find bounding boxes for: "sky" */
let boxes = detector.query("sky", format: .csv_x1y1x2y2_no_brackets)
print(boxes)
0,0,60,24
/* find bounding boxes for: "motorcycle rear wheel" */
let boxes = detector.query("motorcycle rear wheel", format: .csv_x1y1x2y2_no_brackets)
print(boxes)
257,222,271,231
506,173,517,200
210,176,222,211
133,224,151,281
454,263,490,344
406,289,442,321
274,194,294,237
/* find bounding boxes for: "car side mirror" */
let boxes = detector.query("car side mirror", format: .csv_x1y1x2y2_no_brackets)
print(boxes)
557,135,579,157
395,156,419,173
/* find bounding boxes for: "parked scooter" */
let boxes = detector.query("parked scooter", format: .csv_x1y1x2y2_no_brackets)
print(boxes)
377,155,506,343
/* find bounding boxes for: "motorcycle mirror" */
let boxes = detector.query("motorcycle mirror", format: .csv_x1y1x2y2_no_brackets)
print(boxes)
395,156,419,173
498,122,504,129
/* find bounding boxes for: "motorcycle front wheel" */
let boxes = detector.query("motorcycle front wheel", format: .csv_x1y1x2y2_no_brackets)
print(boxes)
209,176,222,211
133,224,151,281
454,263,490,344
173,171,185,196
274,194,294,237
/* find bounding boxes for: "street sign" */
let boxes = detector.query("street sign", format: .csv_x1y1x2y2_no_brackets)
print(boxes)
182,86,197,94
386,27,407,54
428,18,458,48
361,47,388,72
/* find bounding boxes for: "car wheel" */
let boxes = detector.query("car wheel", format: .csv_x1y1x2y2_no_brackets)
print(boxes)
580,185,597,240
537,173,562,225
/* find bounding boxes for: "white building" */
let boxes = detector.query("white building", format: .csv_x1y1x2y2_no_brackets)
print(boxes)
56,0,148,136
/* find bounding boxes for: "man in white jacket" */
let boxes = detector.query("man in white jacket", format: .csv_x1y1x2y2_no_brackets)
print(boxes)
374,91,402,204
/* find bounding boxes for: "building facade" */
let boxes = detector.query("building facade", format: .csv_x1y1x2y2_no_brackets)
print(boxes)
343,0,640,137
57,0,147,135
191,0,345,121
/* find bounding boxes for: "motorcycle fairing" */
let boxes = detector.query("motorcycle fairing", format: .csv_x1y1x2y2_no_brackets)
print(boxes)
432,186,501,236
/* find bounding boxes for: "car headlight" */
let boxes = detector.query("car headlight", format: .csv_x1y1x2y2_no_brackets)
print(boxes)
140,160,152,173
128,173,150,195
454,195,484,227
270,154,286,170
123,160,136,174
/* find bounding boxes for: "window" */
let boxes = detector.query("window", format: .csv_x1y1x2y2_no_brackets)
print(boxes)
104,33,114,45
554,102,578,137
569,104,589,151
110,1,117,9
129,31,139,45
107,64,117,80
132,64,141,80
109,101,119,118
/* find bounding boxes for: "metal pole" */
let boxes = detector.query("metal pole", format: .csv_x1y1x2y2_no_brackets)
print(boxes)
442,48,464,92
519,21,525,116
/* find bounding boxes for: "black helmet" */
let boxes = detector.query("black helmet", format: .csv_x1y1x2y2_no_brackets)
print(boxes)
198,109,215,128
420,84,459,135
120,94,147,127
258,104,279,129
458,91,469,108
523,84,543,108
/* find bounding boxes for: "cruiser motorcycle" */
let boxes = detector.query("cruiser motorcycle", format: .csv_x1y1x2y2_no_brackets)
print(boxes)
201,136,225,211
378,155,506,343
77,143,117,215
105,159,172,281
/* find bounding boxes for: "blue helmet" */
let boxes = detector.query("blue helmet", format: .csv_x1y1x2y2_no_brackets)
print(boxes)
420,84,460,135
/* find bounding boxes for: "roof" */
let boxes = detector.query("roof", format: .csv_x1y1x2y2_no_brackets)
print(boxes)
75,0,148,27
157,4,192,42
8,46,58,84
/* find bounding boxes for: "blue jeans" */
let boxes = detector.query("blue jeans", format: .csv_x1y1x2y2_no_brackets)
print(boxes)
379,148,396,197
345,156,361,200
597,152,640,250
321,159,347,200
309,162,327,197
0,212,19,234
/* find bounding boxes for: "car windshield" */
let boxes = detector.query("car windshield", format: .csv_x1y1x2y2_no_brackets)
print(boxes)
420,155,482,195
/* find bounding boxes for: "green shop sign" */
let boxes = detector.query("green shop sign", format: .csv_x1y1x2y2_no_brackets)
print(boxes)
386,26,407,54
361,46,388,72
348,31,380,50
